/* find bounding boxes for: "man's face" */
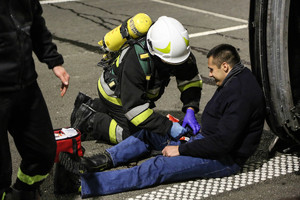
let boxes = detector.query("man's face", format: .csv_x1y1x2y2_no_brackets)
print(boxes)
207,56,228,86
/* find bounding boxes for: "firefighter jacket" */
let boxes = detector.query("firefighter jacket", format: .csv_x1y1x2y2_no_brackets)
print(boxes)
0,0,64,92
179,64,265,165
98,38,202,135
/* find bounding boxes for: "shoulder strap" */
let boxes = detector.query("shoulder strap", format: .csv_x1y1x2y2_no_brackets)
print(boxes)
132,38,154,91
132,38,153,81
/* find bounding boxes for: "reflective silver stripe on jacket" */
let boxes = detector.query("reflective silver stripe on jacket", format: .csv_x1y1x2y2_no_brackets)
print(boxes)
100,73,118,97
118,47,130,65
125,102,150,120
176,74,202,87
116,125,123,143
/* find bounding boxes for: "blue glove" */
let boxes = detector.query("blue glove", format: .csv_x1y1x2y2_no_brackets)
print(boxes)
182,108,201,135
169,122,188,140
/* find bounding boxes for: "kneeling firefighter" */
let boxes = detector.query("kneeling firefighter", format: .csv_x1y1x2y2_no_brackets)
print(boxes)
71,14,202,144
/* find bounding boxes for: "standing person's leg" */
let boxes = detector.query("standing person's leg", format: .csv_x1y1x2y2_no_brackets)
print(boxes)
8,82,56,193
80,154,240,197
0,94,14,198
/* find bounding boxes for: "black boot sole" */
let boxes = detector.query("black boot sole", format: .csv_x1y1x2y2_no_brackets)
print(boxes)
70,92,92,126
59,152,87,175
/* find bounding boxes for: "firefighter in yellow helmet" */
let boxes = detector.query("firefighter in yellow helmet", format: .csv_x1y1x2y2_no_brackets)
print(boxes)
71,16,202,145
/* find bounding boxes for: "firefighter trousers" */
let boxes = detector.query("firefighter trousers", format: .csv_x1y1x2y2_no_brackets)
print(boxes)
88,91,140,144
0,82,56,195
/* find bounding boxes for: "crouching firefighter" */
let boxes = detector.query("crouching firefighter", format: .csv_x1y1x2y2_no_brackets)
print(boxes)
71,15,203,144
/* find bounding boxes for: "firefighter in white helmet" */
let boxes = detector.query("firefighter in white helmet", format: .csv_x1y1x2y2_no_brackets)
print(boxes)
70,16,202,149
147,16,191,64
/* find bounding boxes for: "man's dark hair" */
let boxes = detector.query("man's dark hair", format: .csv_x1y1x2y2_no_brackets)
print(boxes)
206,44,240,68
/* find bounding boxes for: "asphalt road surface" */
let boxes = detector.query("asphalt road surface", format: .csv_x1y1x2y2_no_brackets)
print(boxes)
9,0,300,199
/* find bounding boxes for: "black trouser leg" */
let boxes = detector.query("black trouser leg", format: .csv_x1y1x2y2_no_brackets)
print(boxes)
0,93,13,192
7,82,56,191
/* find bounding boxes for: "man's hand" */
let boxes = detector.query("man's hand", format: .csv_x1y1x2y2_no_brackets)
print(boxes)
52,65,69,97
162,145,180,157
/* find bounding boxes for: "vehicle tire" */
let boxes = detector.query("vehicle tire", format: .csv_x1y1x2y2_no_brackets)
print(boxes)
249,0,300,145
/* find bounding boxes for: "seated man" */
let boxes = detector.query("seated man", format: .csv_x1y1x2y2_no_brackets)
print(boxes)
59,44,266,198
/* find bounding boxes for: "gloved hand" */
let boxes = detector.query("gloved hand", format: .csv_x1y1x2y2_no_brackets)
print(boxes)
169,122,188,140
182,108,201,135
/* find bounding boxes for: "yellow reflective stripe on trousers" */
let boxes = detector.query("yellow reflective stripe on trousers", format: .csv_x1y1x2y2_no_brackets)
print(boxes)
1,192,6,200
109,119,118,144
98,78,122,106
17,168,48,185
178,80,203,92
131,108,153,126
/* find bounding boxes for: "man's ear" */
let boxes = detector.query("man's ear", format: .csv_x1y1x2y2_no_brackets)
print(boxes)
221,62,231,73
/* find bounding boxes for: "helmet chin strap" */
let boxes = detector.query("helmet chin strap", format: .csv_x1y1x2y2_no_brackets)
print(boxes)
147,39,154,51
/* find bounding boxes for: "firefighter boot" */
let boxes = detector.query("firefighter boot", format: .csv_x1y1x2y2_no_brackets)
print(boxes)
59,151,113,175
70,92,92,126
72,103,96,141
4,187,40,200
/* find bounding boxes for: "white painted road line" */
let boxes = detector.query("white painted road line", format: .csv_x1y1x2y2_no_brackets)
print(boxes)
40,0,79,4
189,24,248,38
41,0,248,39
129,154,300,200
150,0,248,24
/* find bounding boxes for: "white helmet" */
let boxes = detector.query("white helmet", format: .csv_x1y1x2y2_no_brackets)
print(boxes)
146,16,190,64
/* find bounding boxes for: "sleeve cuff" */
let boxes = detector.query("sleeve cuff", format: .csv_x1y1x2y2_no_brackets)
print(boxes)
47,56,64,69
182,103,199,113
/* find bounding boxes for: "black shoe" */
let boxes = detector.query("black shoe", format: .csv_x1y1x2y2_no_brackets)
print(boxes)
59,151,113,175
59,152,83,175
4,187,40,200
54,163,81,195
81,151,113,172
71,92,92,126
72,103,96,137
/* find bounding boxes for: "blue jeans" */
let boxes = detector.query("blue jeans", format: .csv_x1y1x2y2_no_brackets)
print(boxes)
80,130,240,198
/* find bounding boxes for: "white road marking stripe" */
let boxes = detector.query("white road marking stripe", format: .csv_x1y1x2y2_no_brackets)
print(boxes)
41,0,247,39
189,24,248,38
129,154,300,200
150,0,248,23
40,0,79,4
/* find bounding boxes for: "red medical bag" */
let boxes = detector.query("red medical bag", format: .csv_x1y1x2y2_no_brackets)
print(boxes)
54,128,83,163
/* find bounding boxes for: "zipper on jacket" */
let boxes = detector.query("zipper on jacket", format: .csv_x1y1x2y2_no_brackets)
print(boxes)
8,2,26,89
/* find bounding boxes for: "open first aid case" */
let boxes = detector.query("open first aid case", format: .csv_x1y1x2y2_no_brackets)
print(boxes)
54,128,83,163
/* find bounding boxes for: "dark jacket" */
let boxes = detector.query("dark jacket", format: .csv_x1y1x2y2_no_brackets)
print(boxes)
179,64,265,165
0,0,64,92
99,38,202,135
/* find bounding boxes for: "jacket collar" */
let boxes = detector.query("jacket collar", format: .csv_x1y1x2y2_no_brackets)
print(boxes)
221,62,245,88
